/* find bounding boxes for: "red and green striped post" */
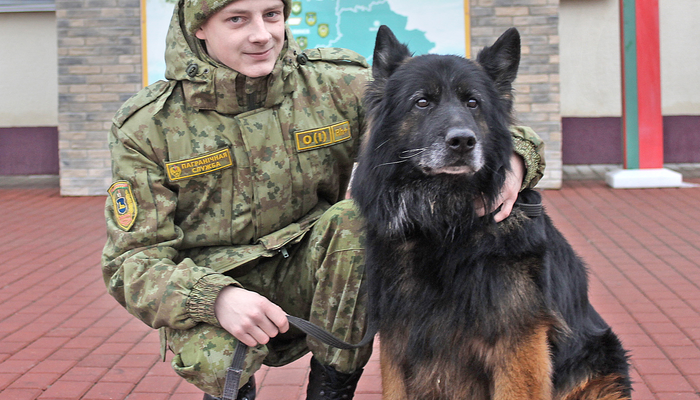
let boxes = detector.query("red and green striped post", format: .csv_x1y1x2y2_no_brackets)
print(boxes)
619,0,663,169
608,0,682,187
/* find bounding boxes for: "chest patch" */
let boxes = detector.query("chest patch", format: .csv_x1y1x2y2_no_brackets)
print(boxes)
165,148,234,182
108,181,138,231
294,121,351,152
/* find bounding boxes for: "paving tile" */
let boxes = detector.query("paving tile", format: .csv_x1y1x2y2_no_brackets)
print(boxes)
632,358,680,375
38,379,94,399
170,394,204,400
643,373,696,393
175,379,205,394
260,364,308,386
685,375,700,392
59,367,109,383
675,359,700,376
113,353,160,369
27,360,77,375
125,394,171,400
145,360,176,377
257,383,304,400
629,345,667,360
131,375,181,393
0,373,21,391
47,347,93,362
76,354,123,369
82,381,135,400
0,388,44,400
100,367,150,383
7,371,61,390
0,360,37,375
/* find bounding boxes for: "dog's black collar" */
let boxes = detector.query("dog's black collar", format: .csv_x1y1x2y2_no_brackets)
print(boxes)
516,201,543,218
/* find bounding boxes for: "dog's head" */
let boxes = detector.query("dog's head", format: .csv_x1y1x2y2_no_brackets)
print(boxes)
354,26,522,236
363,25,520,181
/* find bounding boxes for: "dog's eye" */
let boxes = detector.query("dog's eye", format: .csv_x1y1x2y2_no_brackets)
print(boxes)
416,98,430,109
467,98,479,109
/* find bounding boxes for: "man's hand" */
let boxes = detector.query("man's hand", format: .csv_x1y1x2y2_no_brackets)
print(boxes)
475,152,526,223
214,286,290,347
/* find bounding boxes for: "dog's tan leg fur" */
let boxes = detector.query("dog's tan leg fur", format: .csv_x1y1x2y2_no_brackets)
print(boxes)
556,374,631,400
380,340,408,400
493,324,553,400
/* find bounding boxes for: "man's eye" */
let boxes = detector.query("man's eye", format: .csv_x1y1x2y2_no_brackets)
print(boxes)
416,98,430,108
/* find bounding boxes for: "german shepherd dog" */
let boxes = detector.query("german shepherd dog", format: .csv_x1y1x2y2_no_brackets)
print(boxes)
351,26,631,400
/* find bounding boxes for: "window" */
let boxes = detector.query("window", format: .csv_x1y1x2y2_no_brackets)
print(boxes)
0,0,55,12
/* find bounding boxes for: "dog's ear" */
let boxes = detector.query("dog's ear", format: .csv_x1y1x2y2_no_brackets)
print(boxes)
372,25,412,80
476,27,521,94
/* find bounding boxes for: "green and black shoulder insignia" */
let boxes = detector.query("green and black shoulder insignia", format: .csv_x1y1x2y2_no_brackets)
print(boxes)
113,80,176,128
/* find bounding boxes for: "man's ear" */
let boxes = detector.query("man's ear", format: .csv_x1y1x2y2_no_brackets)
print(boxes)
372,25,412,81
476,27,521,97
195,27,206,40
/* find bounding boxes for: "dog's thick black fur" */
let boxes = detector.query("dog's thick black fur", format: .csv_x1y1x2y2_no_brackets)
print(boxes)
351,26,631,400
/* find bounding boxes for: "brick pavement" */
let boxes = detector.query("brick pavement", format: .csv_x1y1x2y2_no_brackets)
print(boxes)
1,177,699,399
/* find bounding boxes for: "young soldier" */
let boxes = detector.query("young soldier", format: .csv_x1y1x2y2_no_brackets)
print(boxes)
102,0,546,399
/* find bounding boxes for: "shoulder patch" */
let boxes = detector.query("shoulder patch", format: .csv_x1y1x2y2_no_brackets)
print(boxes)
113,80,176,128
302,48,369,68
108,181,138,231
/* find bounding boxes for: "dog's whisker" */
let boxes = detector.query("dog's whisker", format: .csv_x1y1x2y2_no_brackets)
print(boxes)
373,159,409,169
399,148,427,159
374,139,390,150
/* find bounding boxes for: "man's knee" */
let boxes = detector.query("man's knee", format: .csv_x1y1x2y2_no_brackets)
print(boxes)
166,325,267,397
314,199,365,247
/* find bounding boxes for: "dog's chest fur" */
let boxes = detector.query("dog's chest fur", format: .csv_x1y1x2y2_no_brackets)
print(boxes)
373,212,555,399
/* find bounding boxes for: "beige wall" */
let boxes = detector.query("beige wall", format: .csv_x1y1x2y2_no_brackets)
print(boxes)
560,0,700,117
0,12,58,127
659,0,700,115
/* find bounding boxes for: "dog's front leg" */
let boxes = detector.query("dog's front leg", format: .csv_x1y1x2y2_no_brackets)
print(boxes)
379,339,409,400
493,324,553,400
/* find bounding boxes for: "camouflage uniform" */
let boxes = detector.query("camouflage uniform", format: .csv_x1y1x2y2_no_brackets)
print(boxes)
102,0,546,397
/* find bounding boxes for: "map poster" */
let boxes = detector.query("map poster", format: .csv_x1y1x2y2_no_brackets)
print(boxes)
143,0,467,86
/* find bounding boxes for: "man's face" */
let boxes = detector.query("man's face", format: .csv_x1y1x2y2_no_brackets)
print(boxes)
195,0,286,78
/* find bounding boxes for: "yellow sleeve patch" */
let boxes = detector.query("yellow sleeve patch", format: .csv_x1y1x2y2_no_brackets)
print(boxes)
108,180,138,231
294,121,352,152
165,148,234,182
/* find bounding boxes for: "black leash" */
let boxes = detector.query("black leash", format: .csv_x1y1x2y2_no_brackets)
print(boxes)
220,316,378,400
222,341,249,400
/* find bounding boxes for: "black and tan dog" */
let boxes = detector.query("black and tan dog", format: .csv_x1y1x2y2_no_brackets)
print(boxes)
351,26,631,400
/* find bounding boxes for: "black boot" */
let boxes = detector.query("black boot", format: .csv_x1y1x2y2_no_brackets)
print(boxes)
306,357,363,400
202,376,256,400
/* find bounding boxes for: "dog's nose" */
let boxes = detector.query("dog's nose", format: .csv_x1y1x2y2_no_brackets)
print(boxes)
445,128,477,153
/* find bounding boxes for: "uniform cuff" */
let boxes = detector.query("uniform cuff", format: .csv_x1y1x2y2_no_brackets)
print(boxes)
512,135,545,190
186,273,237,327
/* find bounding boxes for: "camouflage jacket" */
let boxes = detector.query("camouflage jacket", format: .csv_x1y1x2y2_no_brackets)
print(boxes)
102,4,546,332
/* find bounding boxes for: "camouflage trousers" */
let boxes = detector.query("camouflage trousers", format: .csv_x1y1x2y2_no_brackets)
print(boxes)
163,200,373,396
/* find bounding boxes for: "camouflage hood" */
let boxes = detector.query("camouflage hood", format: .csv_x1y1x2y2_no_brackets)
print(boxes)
164,0,299,114
182,0,291,36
